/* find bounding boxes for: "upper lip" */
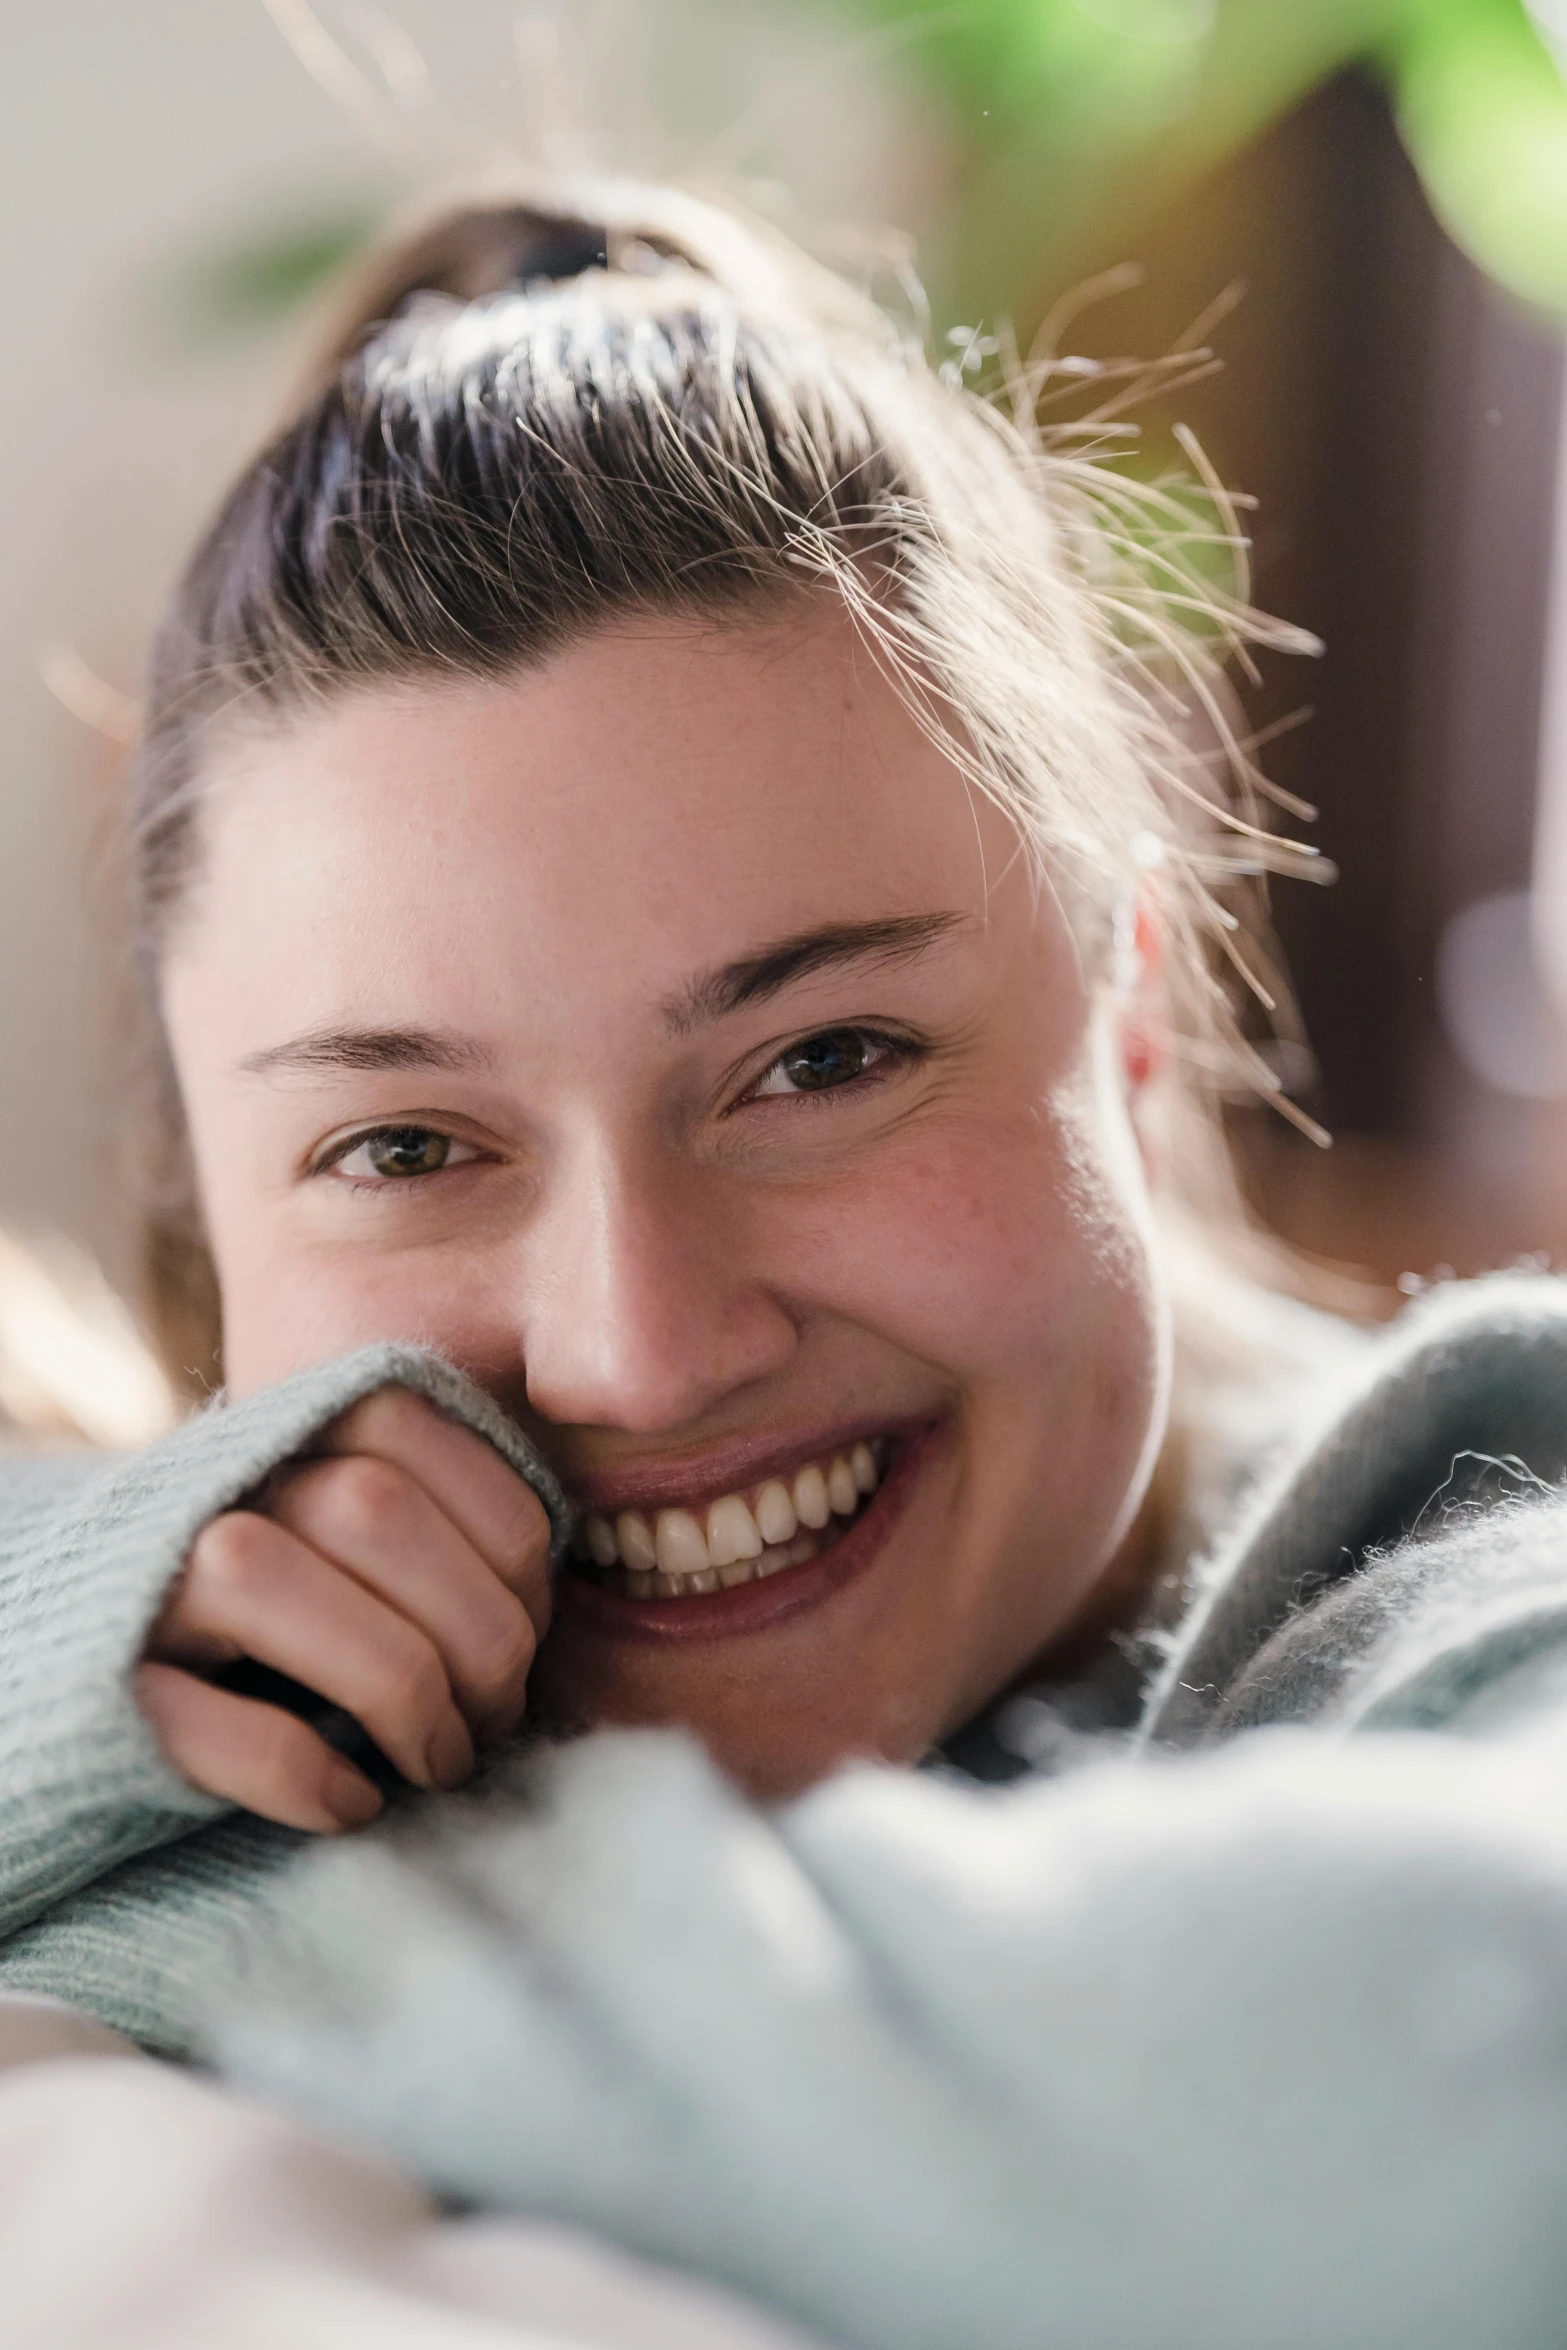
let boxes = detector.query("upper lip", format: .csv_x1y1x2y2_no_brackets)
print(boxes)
559,1415,936,1518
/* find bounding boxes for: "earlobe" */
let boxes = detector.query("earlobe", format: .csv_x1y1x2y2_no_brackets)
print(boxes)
1116,897,1166,1097
1122,1024,1159,1092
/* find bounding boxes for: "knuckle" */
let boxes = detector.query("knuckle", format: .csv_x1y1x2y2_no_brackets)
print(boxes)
377,1630,449,1728
188,1511,272,1601
325,1453,414,1543
336,1384,423,1451
494,1486,552,1583
470,1610,537,1709
250,1706,316,1788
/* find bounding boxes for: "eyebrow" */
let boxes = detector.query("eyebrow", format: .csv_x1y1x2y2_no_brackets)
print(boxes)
664,912,968,1034
235,915,968,1076
236,1026,496,1080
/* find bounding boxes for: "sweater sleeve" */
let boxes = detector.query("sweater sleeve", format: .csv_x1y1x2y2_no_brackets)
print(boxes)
0,1344,571,1949
1163,1485,1567,1747
1141,1270,1567,1745
201,1723,1567,2350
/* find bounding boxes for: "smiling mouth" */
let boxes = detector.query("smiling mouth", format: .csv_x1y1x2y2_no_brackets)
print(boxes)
566,1437,889,1601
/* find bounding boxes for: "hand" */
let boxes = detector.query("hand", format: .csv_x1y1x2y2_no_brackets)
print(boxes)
136,1387,552,1835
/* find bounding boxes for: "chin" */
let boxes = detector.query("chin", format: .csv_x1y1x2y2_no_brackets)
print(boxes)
526,1639,923,1801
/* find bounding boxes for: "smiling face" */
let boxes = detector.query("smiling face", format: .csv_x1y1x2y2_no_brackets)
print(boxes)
159,603,1170,1794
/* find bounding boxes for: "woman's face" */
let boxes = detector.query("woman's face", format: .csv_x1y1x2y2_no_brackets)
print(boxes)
162,606,1169,1793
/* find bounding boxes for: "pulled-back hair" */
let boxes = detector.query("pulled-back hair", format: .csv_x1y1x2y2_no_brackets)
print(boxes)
131,177,1323,1389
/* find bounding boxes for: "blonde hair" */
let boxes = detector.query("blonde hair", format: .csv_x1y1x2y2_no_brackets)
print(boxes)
130,177,1327,1390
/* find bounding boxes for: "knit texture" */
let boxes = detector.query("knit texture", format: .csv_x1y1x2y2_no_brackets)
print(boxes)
187,1273,1567,2350
11,1280,1567,2345
208,1728,1567,2350
0,1342,570,2045
1142,1269,1567,1743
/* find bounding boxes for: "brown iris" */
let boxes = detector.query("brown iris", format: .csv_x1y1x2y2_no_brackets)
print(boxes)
361,1127,451,1178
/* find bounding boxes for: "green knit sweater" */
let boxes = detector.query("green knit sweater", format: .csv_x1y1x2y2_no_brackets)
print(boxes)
7,1282,1567,2349
195,1272,1567,2350
5,1269,1567,2094
0,1343,571,2047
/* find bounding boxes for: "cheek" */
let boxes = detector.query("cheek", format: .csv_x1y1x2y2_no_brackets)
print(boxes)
790,1099,1163,1406
219,1236,515,1394
216,1248,381,1394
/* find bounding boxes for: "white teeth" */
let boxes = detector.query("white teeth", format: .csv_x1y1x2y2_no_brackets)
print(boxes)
585,1516,619,1569
616,1511,657,1573
792,1462,830,1530
583,1439,887,1591
755,1479,798,1546
826,1456,858,1516
655,1509,710,1576
706,1494,763,1567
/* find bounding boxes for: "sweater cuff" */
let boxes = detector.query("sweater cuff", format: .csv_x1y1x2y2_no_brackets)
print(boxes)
0,1344,571,1940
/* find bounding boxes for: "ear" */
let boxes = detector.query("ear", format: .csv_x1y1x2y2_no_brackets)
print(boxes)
1113,895,1166,1098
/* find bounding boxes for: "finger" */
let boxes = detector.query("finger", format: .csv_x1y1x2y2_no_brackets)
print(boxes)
135,1660,383,1834
316,1388,553,1621
154,1510,474,1792
268,1455,539,1740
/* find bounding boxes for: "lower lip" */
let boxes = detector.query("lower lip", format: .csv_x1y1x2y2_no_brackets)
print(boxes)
553,1421,940,1645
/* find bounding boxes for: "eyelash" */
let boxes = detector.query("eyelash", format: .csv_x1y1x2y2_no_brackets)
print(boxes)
311,1027,921,1189
735,1025,919,1109
311,1129,484,1190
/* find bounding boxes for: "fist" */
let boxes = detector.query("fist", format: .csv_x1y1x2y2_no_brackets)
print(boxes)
136,1387,552,1834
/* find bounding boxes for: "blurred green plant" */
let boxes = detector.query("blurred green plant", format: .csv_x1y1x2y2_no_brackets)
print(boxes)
175,207,386,336
868,0,1567,320
146,199,388,352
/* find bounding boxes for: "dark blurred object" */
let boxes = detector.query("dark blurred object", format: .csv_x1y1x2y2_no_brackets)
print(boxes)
1012,75,1559,1141
1035,72,1565,1290
1242,1124,1567,1296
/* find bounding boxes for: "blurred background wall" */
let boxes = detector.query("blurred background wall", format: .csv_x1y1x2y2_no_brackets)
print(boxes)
4,0,1567,1320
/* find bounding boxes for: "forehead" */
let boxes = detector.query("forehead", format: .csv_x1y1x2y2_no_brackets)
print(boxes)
178,607,1023,990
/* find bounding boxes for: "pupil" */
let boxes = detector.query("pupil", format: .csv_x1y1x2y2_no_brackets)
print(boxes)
367,1128,449,1177
783,1030,867,1090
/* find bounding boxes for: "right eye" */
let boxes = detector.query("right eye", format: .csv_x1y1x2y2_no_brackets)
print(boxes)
323,1127,480,1183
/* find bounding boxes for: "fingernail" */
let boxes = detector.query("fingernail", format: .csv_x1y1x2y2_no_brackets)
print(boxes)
424,1716,474,1790
323,1762,382,1831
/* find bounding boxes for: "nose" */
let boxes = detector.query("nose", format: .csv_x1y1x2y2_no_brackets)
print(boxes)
518,1143,799,1434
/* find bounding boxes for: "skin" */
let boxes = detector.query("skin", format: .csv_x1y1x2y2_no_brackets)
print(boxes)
145,603,1171,1817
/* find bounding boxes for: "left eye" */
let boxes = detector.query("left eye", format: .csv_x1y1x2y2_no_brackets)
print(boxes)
751,1028,895,1097
327,1127,479,1181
